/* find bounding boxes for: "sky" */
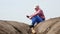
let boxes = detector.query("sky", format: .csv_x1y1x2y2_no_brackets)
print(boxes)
0,0,60,25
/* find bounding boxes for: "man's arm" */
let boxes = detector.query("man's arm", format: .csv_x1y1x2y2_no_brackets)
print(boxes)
29,10,40,19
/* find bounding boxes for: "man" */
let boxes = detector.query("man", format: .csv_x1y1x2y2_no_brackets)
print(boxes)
26,5,45,28
26,5,45,34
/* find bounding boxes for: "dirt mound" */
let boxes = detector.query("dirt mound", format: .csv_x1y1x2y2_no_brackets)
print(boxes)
34,17,60,34
0,20,31,34
0,17,60,34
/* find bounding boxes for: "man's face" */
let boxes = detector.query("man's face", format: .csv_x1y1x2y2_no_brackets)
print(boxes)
35,7,39,11
35,8,38,11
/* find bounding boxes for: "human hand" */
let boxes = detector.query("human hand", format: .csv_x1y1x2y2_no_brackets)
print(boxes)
29,17,32,19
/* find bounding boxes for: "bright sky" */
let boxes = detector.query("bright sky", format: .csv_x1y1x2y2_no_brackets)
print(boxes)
0,0,60,25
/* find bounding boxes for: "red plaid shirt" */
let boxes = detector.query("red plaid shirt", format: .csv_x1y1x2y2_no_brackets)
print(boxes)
30,9,45,19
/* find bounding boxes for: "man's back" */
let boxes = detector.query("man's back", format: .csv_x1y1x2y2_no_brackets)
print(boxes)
38,10,45,19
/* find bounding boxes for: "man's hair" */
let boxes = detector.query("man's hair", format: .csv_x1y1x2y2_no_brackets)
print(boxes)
35,5,40,11
36,5,39,8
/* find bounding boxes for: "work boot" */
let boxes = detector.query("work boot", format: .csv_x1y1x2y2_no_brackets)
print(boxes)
31,27,36,34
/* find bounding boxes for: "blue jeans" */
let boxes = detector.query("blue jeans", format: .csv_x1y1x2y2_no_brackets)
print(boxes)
31,15,44,27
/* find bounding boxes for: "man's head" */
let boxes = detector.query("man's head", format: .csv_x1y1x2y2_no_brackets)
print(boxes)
35,5,40,11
